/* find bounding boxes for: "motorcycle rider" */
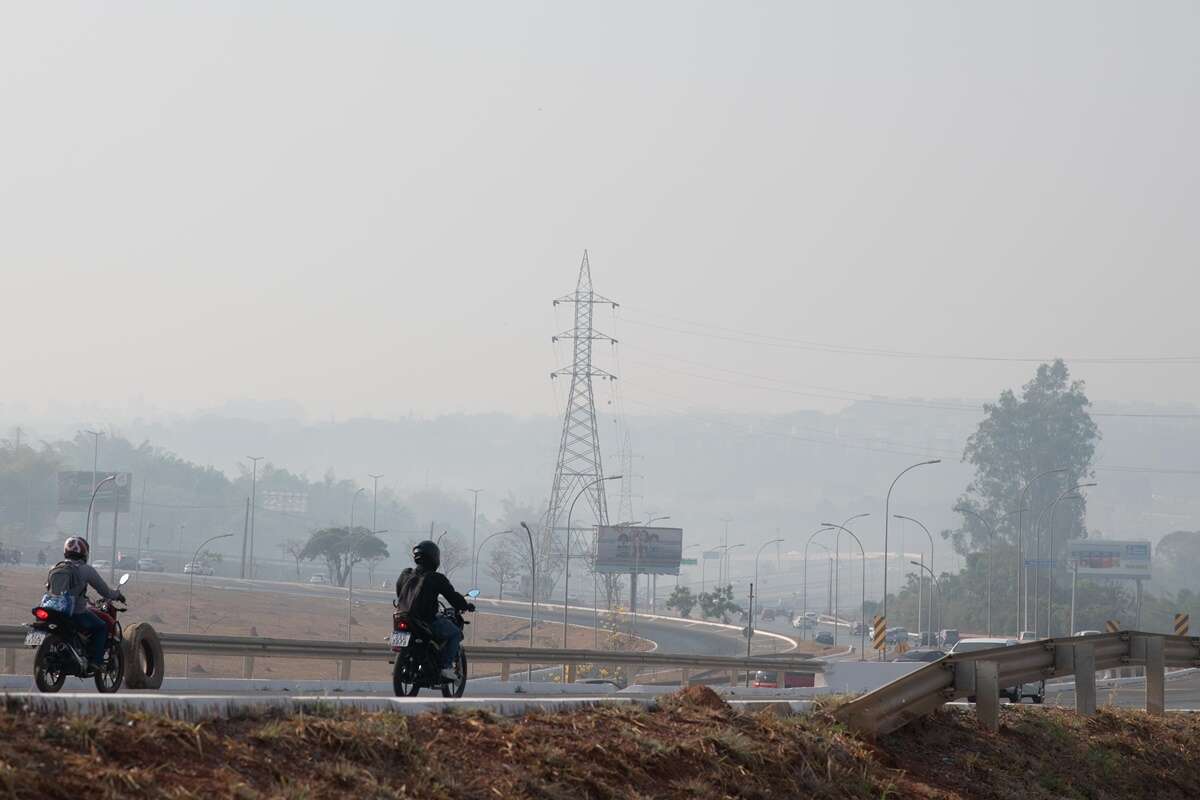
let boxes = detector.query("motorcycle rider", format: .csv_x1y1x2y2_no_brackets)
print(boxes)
47,537,124,674
394,540,475,680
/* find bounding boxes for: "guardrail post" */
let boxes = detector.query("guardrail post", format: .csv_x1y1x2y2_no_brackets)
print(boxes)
729,669,738,686
975,660,1000,733
565,663,576,683
1074,643,1096,716
500,661,511,682
1145,636,1165,716
242,656,254,679
337,659,352,681
680,668,690,687
3,648,15,675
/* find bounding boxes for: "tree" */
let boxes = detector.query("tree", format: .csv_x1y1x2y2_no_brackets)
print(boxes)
284,539,306,578
697,584,742,623
299,526,389,586
1154,530,1200,595
485,541,522,601
365,553,388,585
665,585,697,618
955,360,1099,558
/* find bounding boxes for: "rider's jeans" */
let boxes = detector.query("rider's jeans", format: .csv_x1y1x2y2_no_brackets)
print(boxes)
431,616,463,669
74,611,108,664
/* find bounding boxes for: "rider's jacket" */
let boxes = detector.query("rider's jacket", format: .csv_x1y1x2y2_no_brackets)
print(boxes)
394,565,468,623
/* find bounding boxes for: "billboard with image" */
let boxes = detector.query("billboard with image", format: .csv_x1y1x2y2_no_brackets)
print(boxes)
1066,539,1151,580
57,471,132,513
594,526,683,575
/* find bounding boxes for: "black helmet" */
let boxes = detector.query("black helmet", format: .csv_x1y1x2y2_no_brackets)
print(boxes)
412,540,440,570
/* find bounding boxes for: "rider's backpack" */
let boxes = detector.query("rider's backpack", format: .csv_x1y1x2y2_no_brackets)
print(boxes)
43,560,84,614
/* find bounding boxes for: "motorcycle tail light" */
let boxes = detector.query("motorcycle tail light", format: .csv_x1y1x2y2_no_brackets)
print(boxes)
34,608,49,620
397,620,408,630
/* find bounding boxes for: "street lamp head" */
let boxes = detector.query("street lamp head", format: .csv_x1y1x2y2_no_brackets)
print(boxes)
520,521,532,534
925,459,941,466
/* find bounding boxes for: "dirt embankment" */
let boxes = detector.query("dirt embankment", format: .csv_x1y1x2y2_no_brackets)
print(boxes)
1,689,1197,799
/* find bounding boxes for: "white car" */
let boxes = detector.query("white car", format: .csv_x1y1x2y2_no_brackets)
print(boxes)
183,562,214,576
309,574,329,584
948,637,1045,703
138,558,165,572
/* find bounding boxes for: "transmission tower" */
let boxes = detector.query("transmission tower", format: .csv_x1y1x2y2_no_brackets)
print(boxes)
614,430,635,525
547,251,618,539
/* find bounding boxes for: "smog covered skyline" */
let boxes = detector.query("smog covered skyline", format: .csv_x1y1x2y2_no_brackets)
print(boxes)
2,3,1198,422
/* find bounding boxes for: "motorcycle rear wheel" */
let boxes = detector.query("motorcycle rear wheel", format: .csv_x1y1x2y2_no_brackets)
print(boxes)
94,640,124,693
392,653,421,697
441,650,467,698
33,635,68,693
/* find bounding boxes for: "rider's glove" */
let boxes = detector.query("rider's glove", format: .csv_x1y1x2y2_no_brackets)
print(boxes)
114,592,126,603
465,603,476,612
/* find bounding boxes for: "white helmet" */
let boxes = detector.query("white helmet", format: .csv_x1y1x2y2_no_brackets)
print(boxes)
63,537,89,561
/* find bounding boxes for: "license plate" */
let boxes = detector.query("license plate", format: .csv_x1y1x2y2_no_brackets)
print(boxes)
389,631,411,648
24,632,45,647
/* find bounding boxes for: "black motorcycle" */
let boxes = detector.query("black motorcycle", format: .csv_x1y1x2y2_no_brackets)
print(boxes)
26,573,130,693
390,589,479,697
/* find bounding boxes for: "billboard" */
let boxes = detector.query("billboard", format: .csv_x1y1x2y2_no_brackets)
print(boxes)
57,471,132,513
594,526,683,575
1066,539,1151,580
262,491,309,514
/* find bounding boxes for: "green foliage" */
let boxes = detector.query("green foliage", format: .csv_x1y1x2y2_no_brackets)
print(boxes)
300,527,389,586
697,584,742,623
0,440,60,536
665,585,697,618
954,360,1099,558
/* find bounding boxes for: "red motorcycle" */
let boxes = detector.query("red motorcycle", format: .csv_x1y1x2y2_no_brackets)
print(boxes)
26,573,130,693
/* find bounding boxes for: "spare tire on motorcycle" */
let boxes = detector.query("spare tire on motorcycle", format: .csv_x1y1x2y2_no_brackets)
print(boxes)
122,622,164,690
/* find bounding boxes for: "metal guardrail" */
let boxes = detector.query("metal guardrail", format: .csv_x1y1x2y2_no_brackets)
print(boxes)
835,631,1200,736
1,625,823,681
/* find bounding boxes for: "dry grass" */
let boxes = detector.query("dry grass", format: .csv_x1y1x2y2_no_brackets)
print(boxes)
1,689,1195,799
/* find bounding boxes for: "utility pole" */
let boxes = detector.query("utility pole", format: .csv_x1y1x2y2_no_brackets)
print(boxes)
546,251,617,601
370,474,385,534
84,429,103,542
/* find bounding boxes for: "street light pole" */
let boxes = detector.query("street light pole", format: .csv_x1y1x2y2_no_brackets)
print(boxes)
832,513,869,645
563,476,622,648
1044,484,1094,637
893,515,934,641
1017,468,1067,635
186,533,233,673
750,538,784,640
467,488,482,598
802,527,834,641
881,460,939,630
519,522,536,681
83,429,104,550
822,523,869,660
85,475,116,545
910,561,939,641
469,528,513,644
347,487,365,641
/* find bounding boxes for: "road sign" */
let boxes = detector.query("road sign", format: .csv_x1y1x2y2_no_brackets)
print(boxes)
1105,619,1121,633
872,615,887,650
57,471,133,513
594,526,684,575
1175,613,1190,636
1023,559,1058,568
1067,539,1152,580
680,558,698,566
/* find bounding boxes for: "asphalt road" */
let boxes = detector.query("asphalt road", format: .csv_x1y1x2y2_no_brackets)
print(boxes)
102,568,788,659
1041,670,1200,710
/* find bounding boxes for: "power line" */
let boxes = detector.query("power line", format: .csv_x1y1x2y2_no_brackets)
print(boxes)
618,307,1200,366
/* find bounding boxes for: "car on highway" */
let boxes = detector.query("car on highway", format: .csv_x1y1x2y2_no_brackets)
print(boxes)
937,628,960,647
948,637,1045,703
814,631,835,645
91,559,112,570
309,574,329,584
885,626,909,644
893,648,946,663
138,558,165,572
851,621,868,636
792,616,814,630
751,669,815,688
1073,630,1102,637
183,562,214,576
1018,630,1038,642
760,608,777,621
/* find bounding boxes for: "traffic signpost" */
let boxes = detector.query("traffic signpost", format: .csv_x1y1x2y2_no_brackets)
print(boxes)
1175,613,1190,636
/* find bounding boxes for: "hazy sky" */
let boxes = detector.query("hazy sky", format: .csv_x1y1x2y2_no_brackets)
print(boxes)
3,2,1198,423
